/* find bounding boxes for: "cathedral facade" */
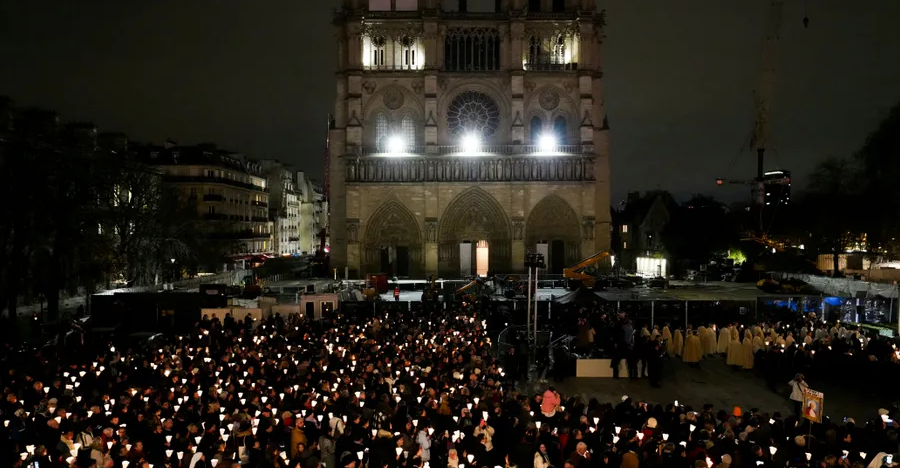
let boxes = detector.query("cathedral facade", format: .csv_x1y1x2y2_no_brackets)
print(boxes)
329,0,611,278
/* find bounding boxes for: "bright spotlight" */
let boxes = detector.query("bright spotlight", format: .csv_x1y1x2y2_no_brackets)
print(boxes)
461,134,481,154
385,136,405,154
538,134,557,152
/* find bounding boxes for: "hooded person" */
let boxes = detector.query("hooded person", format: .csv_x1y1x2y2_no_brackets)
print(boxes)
727,327,744,367
663,325,674,355
717,325,732,354
673,328,684,357
682,330,702,365
741,329,755,370
698,326,715,355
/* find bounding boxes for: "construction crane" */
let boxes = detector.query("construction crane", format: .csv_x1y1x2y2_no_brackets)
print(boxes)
716,0,787,236
562,251,611,290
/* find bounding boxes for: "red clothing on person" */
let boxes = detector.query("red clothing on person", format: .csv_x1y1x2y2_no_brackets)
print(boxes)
541,389,560,414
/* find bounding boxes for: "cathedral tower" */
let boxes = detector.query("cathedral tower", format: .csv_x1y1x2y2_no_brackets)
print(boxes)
330,0,610,278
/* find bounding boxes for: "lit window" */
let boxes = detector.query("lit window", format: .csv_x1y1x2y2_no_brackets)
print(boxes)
553,116,567,144
621,225,628,233
375,113,389,148
400,115,416,146
529,116,542,144
623,241,628,249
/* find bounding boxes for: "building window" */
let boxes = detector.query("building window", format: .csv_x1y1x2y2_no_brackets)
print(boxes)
553,116,567,144
529,116,542,144
623,241,628,249
525,32,578,71
621,225,628,233
552,0,565,12
400,115,416,146
528,0,541,11
444,27,501,72
375,113,389,148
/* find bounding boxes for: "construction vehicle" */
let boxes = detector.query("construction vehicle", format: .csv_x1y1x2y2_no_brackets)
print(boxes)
757,276,812,294
455,277,494,302
421,275,439,301
362,273,388,300
562,251,611,290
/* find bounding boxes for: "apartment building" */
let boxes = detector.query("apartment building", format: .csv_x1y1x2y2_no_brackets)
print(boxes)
147,143,274,265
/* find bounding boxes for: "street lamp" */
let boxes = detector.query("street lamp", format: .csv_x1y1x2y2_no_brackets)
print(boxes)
386,135,406,154
461,133,481,154
538,134,557,153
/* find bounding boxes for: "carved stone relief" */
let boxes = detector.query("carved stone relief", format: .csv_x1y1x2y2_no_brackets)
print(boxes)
524,80,536,95
539,90,560,111
438,77,448,91
383,88,404,110
363,81,377,94
347,218,360,244
411,81,423,95
564,81,577,94
512,217,525,241
582,216,595,240
425,218,438,243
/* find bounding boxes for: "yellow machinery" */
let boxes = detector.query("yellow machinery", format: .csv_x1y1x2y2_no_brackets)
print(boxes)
421,275,439,301
455,277,493,302
563,251,611,290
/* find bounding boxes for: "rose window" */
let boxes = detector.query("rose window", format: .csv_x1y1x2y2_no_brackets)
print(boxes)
446,91,501,140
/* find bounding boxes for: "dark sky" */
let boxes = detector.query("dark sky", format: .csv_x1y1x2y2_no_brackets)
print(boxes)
2,0,899,203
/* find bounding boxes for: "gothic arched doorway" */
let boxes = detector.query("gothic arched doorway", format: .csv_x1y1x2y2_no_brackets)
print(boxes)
363,200,423,277
525,195,581,273
438,187,511,277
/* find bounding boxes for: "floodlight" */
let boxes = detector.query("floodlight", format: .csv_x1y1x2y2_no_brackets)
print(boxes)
461,134,481,154
386,136,405,154
538,134,557,152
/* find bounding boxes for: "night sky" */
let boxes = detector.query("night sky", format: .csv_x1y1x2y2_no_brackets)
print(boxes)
2,0,899,203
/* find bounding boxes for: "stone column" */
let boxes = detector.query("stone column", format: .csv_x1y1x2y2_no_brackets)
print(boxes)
510,21,524,70
424,74,438,145
346,218,361,277
425,217,438,275
511,217,525,272
498,24,510,70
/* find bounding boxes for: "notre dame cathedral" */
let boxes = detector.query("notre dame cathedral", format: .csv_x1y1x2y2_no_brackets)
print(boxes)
328,0,611,278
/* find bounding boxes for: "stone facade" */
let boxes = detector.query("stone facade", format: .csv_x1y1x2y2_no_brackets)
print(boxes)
330,0,611,278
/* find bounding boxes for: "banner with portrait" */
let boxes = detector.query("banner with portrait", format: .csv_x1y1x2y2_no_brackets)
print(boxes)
802,388,824,423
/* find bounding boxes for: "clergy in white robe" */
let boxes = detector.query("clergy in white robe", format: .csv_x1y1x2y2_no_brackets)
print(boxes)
741,329,755,370
673,329,684,357
727,329,744,367
717,326,732,354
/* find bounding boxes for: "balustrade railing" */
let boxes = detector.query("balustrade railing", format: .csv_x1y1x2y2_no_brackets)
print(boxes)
349,144,592,156
344,154,595,183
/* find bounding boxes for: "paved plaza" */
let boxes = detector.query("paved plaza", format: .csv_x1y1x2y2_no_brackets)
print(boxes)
521,356,883,422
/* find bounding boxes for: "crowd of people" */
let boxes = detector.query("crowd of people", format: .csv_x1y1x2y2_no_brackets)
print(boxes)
566,308,900,391
1,304,899,468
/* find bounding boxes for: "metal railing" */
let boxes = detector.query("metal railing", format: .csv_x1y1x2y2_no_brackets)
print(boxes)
349,144,593,156
524,61,579,71
363,64,423,72
165,175,269,193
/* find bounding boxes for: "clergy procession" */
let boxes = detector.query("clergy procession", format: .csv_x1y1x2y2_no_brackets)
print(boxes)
2,306,899,468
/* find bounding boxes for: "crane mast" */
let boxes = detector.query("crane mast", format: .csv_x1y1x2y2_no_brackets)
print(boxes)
749,0,784,232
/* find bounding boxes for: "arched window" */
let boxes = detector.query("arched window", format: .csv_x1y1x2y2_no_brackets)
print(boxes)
400,115,416,146
375,113,389,148
553,116,567,144
528,0,541,12
552,0,565,13
530,116,543,144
